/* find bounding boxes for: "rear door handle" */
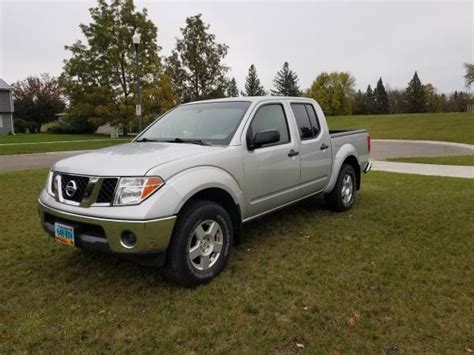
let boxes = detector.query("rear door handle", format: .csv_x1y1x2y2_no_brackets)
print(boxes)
320,143,329,150
288,149,299,157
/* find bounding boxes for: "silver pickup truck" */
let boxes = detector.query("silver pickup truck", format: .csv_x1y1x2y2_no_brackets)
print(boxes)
38,97,371,286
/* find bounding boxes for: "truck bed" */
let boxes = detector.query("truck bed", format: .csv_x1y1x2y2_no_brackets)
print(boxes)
329,129,368,138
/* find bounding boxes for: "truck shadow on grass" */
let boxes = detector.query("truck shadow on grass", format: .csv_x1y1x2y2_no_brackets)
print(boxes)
57,195,331,289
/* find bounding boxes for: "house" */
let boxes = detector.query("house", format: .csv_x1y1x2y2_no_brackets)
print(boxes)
0,79,14,135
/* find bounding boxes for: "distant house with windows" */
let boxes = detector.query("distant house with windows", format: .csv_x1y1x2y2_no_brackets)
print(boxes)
0,79,14,135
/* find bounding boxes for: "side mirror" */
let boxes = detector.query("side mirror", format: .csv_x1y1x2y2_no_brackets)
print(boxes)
249,129,280,150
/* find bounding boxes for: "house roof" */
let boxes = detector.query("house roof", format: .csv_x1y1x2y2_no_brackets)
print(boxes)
0,79,12,91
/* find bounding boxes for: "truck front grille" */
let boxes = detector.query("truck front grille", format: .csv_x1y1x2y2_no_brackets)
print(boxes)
97,178,118,203
51,173,119,206
60,174,90,203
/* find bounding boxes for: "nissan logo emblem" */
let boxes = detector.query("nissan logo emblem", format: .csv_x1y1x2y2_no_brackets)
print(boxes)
65,180,78,197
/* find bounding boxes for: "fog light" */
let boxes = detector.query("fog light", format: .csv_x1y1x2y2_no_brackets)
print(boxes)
121,231,137,249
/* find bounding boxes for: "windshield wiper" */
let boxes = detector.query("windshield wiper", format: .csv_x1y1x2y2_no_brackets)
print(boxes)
135,137,160,143
135,137,211,145
161,138,211,146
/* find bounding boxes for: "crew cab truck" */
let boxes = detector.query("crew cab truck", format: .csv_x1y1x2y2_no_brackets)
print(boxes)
38,97,371,287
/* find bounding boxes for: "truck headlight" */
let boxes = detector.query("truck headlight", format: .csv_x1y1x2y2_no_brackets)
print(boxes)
113,177,164,206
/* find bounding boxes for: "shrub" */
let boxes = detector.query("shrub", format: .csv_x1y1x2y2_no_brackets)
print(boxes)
14,119,39,133
47,115,96,134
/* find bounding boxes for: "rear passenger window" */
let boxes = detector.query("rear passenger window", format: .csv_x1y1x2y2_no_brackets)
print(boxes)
305,104,320,136
291,104,313,139
247,104,290,148
291,103,321,139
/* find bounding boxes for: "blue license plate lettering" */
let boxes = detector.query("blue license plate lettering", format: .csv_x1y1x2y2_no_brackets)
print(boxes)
54,223,75,246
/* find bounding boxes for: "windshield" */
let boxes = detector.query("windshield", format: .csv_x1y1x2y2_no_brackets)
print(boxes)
137,101,252,145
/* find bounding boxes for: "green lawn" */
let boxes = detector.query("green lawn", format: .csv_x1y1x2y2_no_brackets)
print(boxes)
0,170,472,353
0,133,130,155
388,154,474,166
328,112,474,144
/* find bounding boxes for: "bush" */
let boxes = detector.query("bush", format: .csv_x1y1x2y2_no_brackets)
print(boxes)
47,115,96,134
14,119,39,133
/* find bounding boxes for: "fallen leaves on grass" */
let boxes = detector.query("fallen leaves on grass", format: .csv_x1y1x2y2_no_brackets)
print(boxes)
346,311,360,327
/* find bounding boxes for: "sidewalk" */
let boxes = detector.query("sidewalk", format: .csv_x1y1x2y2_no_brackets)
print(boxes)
373,160,474,179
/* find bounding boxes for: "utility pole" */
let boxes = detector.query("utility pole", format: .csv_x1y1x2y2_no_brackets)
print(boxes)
132,31,143,132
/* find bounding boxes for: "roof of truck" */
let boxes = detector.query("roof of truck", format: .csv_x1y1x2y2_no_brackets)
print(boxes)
181,96,315,105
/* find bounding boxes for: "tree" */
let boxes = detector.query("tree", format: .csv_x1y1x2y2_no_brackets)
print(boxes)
424,83,445,112
464,63,474,88
306,72,355,115
271,62,301,96
364,85,376,114
374,77,389,114
352,90,367,115
61,0,176,133
242,64,266,96
447,91,471,112
405,71,427,113
387,88,406,114
226,78,239,97
166,14,229,102
12,74,66,132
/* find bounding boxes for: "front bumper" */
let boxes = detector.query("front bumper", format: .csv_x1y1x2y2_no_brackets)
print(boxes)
38,200,176,255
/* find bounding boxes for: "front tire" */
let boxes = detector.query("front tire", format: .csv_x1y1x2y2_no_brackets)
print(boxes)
324,164,357,212
164,200,233,287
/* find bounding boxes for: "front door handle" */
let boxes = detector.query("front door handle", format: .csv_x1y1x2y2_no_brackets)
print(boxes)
288,149,299,157
320,143,329,150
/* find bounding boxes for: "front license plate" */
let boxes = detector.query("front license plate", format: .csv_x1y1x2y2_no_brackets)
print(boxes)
54,223,75,247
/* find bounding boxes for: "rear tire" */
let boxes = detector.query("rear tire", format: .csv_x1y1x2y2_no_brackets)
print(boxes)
164,200,233,287
324,164,357,212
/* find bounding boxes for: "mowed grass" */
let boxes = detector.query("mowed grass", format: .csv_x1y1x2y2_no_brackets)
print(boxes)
0,170,473,353
0,133,130,155
328,112,474,144
388,154,474,166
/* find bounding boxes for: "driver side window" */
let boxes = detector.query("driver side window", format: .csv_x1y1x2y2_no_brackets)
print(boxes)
247,104,290,148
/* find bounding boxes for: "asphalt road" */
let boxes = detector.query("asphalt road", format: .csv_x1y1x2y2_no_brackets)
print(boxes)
0,151,85,172
371,139,474,160
0,140,473,174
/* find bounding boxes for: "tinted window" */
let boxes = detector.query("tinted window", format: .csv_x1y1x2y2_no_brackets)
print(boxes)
305,104,320,136
291,104,313,139
138,101,251,145
248,104,290,148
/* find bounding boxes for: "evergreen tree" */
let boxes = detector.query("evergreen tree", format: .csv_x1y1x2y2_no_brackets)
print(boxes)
166,14,229,102
405,71,427,113
271,62,301,96
242,64,266,96
226,78,239,97
374,77,389,114
352,90,367,115
365,85,376,114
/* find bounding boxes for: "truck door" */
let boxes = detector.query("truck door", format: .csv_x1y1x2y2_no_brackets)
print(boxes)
242,102,301,218
290,102,332,196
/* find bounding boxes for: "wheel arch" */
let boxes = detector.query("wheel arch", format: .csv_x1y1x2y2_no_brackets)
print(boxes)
176,187,242,245
324,143,361,193
342,155,361,190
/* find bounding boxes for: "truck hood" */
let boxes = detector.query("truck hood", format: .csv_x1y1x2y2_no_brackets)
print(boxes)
53,142,223,176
